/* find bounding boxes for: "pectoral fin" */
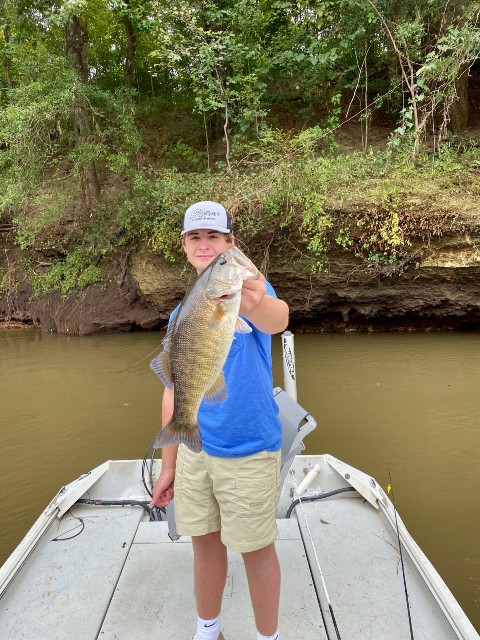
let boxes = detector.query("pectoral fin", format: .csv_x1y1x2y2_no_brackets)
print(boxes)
209,302,227,330
204,372,228,404
235,317,252,334
150,350,174,389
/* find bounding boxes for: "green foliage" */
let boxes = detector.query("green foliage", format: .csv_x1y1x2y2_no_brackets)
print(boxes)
317,147,473,273
170,141,205,171
136,169,211,260
381,0,480,151
0,58,75,209
1,0,480,297
31,248,102,297
148,0,272,139
80,86,143,177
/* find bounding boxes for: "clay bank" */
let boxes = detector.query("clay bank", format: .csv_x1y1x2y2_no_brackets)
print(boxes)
2,225,480,336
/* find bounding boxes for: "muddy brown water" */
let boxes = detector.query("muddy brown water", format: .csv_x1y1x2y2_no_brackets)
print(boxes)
1,329,479,630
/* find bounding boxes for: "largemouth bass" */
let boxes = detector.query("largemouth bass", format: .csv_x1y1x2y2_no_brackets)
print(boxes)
150,245,259,453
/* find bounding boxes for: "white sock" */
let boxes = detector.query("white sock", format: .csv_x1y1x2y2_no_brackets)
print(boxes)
256,632,279,640
193,616,221,640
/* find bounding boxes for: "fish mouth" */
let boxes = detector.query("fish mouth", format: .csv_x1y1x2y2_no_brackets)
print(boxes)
209,292,239,303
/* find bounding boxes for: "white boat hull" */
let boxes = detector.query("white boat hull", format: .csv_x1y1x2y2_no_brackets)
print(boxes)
0,456,478,640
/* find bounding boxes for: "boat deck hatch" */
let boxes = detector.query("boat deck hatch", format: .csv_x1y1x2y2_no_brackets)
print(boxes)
99,519,327,639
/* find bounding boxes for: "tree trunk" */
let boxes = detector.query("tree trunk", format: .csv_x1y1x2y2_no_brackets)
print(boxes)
65,15,101,210
123,0,136,90
65,16,89,83
3,24,12,98
74,100,102,210
449,63,470,133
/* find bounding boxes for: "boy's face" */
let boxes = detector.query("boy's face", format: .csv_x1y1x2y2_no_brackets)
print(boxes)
183,229,234,273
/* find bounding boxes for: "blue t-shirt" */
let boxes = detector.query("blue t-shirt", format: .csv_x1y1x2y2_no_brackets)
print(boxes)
167,280,282,458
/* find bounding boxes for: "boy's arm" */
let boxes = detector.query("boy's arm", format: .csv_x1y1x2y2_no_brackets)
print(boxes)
149,386,178,507
240,274,289,335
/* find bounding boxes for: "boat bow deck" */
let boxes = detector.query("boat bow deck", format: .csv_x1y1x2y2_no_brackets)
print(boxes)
0,511,326,640
1,458,478,640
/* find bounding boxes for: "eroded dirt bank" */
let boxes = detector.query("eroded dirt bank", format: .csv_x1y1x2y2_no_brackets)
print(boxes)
0,265,162,335
2,229,480,335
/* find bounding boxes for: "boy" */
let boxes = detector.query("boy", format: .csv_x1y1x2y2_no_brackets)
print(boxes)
150,201,289,640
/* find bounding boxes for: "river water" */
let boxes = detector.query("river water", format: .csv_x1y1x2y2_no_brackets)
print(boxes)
1,328,479,630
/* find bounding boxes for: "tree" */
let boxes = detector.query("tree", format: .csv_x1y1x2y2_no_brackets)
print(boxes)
368,0,480,152
0,0,18,101
64,9,101,209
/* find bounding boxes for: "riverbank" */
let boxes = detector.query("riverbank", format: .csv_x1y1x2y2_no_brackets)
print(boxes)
2,225,480,335
0,321,31,330
2,127,480,335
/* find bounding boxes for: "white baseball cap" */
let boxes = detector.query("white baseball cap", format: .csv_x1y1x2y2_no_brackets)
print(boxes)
181,201,232,235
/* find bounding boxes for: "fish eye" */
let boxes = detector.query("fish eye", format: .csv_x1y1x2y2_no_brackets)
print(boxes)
218,258,227,265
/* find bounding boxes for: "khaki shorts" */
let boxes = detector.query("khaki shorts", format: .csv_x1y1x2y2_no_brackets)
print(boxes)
174,445,281,553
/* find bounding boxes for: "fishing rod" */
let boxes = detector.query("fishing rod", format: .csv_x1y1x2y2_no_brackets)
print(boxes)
388,469,415,640
290,469,343,640
282,332,342,640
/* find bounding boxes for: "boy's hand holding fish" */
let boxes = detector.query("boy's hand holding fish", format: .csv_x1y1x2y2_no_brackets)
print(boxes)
240,272,289,335
240,272,267,314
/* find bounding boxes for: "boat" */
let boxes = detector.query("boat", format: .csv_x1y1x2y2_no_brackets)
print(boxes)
1,334,478,639
0,386,478,639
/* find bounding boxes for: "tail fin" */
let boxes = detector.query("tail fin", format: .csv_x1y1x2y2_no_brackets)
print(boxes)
152,422,203,453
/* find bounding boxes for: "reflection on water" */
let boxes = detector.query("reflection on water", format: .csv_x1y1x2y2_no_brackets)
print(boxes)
1,329,479,629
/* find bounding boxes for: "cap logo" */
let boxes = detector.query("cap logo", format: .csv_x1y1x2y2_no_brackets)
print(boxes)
189,208,221,222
